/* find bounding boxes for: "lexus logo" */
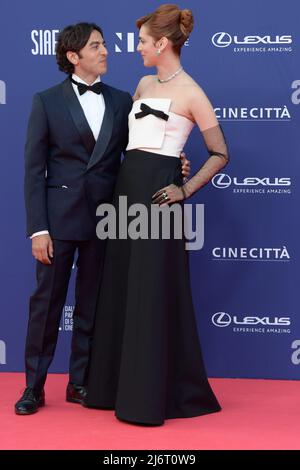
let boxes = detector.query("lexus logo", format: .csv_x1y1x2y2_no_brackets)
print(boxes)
212,32,292,49
212,32,232,48
212,173,232,189
212,312,232,327
212,313,291,328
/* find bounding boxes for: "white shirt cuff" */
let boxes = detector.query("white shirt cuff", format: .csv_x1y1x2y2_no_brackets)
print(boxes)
30,230,49,239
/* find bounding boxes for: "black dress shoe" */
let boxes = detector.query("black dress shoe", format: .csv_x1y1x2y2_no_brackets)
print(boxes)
15,387,45,415
66,383,87,404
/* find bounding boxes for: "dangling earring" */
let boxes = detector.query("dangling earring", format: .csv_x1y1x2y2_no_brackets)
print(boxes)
156,49,161,56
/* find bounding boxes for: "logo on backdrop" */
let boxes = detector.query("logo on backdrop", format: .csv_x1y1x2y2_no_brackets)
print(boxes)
215,106,291,121
59,305,74,332
291,340,300,365
115,33,135,52
212,312,291,335
0,340,6,365
291,80,300,105
211,32,292,53
212,246,290,262
30,30,190,55
114,32,190,53
0,80,6,105
31,29,60,55
212,174,292,195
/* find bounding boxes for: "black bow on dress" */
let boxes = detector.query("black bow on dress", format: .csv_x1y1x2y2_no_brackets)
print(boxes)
135,103,169,121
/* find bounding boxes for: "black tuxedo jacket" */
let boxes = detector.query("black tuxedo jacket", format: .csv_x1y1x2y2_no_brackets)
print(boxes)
24,78,133,240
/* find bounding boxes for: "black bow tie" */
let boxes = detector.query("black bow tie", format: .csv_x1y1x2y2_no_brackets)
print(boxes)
70,77,102,96
135,103,169,121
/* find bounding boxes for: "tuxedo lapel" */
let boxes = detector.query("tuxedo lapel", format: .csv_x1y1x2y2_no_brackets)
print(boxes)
62,79,95,155
87,84,114,170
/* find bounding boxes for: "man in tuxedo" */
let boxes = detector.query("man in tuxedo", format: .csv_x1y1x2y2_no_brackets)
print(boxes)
15,22,190,415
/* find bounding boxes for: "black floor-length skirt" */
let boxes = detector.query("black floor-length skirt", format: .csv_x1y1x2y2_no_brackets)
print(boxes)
85,149,221,425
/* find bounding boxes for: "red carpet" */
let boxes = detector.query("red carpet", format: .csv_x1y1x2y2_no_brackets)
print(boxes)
1,373,300,450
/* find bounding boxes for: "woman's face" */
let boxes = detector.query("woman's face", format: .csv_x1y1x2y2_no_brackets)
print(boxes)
137,25,160,67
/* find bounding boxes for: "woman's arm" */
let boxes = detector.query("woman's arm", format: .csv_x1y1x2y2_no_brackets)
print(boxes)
152,85,229,205
181,87,229,198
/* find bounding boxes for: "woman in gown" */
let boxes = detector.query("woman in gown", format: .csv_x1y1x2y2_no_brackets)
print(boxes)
85,4,229,425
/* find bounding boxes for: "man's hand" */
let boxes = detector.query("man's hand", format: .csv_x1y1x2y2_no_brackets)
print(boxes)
180,152,191,179
32,234,54,265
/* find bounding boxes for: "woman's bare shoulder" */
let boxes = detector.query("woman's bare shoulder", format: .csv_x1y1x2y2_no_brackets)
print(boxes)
133,75,156,100
181,73,208,97
182,75,217,127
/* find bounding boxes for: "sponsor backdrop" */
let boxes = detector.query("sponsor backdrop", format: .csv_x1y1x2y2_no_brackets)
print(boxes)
0,0,299,379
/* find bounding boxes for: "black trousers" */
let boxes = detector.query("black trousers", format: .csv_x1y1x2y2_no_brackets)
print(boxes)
24,238,106,392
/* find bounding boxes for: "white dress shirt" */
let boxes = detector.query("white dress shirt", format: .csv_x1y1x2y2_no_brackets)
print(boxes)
71,73,105,141
31,74,105,239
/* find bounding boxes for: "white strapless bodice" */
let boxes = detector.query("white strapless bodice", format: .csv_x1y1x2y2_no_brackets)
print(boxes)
126,98,194,158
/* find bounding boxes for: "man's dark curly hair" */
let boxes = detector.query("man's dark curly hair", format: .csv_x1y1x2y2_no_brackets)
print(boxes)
56,22,104,74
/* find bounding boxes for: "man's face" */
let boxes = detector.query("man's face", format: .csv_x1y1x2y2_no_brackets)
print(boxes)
75,29,108,77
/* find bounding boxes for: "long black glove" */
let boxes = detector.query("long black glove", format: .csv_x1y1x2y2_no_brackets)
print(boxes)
152,124,229,205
